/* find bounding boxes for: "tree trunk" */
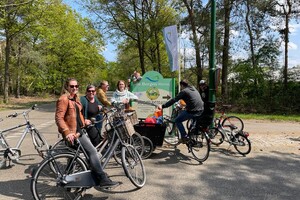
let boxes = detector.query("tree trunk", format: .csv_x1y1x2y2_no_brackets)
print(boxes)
4,36,11,103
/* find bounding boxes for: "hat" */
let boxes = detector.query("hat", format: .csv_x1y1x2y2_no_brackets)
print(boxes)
199,80,206,85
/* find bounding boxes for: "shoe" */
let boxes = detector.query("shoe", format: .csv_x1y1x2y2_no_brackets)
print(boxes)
179,137,189,144
99,177,119,188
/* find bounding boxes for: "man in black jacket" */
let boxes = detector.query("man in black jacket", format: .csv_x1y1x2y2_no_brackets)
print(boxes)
158,80,204,143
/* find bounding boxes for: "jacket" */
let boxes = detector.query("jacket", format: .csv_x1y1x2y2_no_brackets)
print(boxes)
111,89,138,104
97,88,111,106
55,94,85,138
80,95,102,119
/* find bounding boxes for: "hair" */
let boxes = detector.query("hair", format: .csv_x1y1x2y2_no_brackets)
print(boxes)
117,80,126,90
61,78,80,101
86,84,96,92
180,79,189,87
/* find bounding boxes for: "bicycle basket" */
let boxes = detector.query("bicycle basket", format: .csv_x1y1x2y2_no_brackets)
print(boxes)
112,118,135,141
126,111,138,125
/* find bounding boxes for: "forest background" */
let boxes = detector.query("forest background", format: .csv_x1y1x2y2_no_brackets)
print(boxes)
0,0,299,115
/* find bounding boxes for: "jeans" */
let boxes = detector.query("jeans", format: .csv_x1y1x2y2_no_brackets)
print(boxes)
78,133,106,179
174,110,195,139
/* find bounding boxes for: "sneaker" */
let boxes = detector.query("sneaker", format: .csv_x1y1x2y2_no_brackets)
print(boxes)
99,177,119,189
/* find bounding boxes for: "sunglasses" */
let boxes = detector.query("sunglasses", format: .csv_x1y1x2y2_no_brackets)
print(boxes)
69,85,79,88
87,90,95,93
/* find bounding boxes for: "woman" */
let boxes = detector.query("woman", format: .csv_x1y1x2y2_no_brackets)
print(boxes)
80,84,103,147
55,78,118,188
111,80,138,109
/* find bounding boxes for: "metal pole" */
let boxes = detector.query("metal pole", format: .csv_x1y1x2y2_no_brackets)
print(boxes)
209,0,216,115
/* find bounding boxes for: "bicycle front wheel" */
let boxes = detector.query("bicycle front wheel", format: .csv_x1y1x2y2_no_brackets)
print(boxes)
141,136,154,159
233,133,251,155
31,153,88,200
222,116,244,132
163,117,180,146
208,128,224,146
189,131,210,163
121,145,146,188
31,129,49,158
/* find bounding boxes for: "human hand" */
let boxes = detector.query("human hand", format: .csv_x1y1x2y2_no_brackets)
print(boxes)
85,119,91,126
66,133,76,145
157,105,162,110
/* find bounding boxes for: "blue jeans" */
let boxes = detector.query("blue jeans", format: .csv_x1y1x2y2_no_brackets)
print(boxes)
174,110,195,139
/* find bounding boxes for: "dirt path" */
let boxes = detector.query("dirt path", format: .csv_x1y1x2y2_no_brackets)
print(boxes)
243,119,300,154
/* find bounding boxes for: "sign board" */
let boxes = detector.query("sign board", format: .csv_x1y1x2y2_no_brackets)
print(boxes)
131,71,174,118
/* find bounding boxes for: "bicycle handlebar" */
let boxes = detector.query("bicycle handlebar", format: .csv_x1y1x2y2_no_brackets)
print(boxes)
6,104,38,118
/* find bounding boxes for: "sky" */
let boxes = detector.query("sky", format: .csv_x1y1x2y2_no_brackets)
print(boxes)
64,0,300,68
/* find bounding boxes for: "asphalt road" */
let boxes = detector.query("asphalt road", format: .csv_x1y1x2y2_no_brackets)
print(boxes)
0,103,299,200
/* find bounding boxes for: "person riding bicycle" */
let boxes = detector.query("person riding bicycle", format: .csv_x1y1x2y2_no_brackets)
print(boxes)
55,78,118,188
80,84,103,147
111,80,138,111
158,80,204,143
97,80,111,106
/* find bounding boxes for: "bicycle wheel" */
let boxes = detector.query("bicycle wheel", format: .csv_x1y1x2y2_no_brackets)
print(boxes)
31,153,88,200
141,136,154,159
163,117,180,146
208,128,224,145
222,116,244,132
114,132,144,165
233,133,251,155
31,129,49,158
189,131,210,163
121,145,146,188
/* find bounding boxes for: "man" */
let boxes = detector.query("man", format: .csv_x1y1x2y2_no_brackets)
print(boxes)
199,80,209,113
97,80,111,106
158,80,204,143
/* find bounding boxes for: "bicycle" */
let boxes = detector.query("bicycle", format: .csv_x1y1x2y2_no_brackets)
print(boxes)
162,108,211,163
0,104,49,169
209,117,251,155
34,106,146,198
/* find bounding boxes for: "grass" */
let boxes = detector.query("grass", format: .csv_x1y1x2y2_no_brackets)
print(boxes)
0,96,57,111
223,113,300,122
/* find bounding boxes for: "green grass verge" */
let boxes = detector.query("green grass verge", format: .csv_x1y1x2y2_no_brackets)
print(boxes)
225,113,300,122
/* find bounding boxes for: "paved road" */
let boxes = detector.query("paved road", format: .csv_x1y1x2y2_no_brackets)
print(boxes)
0,103,299,200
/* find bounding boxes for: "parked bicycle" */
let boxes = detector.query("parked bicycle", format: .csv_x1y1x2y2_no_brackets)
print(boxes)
209,116,251,155
32,105,146,199
0,104,49,169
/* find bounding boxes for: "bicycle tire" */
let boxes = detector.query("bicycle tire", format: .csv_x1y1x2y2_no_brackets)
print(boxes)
31,129,49,158
233,133,251,155
141,136,154,159
114,132,145,165
121,145,146,188
222,116,244,132
208,128,224,145
189,131,210,163
163,117,180,146
31,153,88,200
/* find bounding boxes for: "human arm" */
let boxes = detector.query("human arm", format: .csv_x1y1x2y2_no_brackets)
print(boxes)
97,88,111,106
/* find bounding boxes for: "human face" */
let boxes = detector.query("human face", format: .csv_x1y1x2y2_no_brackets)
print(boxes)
118,81,126,91
68,80,79,96
86,87,96,99
101,82,109,92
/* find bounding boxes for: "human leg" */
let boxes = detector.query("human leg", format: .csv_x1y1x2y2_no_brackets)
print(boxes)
78,134,118,187
174,110,194,139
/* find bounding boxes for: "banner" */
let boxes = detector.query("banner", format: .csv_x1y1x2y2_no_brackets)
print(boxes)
163,25,179,72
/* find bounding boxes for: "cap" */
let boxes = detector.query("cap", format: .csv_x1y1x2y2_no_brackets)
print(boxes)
199,80,206,85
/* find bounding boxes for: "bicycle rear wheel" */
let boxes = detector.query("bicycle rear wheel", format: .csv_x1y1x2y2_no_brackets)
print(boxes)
163,117,180,146
141,136,154,159
31,129,49,158
222,116,244,132
189,131,210,163
121,145,146,188
31,153,88,200
233,133,251,155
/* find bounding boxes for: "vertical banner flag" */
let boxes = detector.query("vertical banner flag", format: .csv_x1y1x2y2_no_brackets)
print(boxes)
163,25,179,71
